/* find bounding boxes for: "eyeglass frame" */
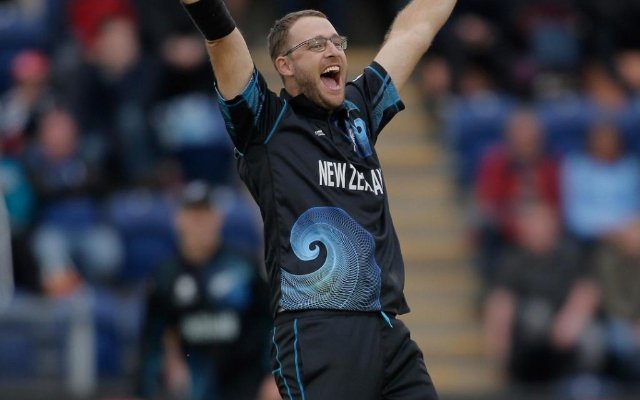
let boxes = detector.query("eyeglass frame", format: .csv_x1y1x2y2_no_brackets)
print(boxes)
282,35,348,57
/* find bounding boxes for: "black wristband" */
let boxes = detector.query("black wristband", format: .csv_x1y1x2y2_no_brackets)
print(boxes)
182,0,236,42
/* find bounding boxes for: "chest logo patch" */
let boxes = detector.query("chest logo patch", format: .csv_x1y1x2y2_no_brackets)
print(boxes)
347,118,372,158
174,274,198,306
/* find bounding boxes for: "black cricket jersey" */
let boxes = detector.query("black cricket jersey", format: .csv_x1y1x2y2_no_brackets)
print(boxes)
144,250,270,363
217,61,410,316
139,249,271,399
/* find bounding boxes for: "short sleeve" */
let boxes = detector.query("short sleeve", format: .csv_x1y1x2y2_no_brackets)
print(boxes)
216,68,285,153
345,61,405,142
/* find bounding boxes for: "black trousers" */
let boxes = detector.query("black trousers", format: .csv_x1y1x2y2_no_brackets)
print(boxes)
270,310,439,400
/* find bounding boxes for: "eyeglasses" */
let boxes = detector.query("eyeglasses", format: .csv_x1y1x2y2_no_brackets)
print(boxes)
282,35,348,57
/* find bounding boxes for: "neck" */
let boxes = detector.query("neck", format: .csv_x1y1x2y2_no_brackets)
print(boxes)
182,242,220,266
284,81,300,97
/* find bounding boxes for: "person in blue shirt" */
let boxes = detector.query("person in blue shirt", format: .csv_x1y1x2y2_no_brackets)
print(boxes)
561,122,640,241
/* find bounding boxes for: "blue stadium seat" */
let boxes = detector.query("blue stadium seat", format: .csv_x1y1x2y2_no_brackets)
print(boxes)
617,95,640,155
446,93,517,187
536,96,597,156
220,192,262,257
0,326,35,377
106,190,177,283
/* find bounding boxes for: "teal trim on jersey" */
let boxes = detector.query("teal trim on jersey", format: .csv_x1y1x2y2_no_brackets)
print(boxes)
242,71,264,130
216,69,265,135
222,70,258,108
381,311,394,328
264,100,288,145
293,319,306,400
217,95,237,138
366,65,385,83
367,66,390,107
366,64,402,133
369,68,401,134
372,79,390,106
344,99,360,112
273,327,293,400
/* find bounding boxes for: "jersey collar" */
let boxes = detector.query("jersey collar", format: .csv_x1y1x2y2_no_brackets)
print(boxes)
279,89,347,120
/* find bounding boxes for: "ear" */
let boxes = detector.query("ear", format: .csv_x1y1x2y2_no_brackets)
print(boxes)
275,56,294,78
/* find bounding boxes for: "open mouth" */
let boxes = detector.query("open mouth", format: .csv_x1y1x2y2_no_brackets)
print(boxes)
320,65,341,91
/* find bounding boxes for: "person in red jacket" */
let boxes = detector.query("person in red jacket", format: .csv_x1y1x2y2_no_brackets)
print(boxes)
474,109,560,282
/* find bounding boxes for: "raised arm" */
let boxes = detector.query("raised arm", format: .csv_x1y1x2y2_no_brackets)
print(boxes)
181,0,254,100
374,0,457,92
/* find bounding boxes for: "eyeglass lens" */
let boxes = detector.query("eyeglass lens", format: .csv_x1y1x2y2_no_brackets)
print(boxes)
310,37,347,52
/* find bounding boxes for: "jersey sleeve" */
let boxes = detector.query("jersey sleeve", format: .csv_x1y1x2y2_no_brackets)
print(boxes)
345,61,405,142
215,68,285,153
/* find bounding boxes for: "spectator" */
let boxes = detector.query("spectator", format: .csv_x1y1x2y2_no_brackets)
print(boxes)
615,50,640,154
615,50,640,95
0,0,64,92
151,32,233,185
561,122,640,243
483,202,602,382
0,50,56,155
518,2,582,72
451,14,501,64
593,218,640,382
66,0,162,185
24,107,122,296
582,61,627,117
474,109,559,281
417,54,455,137
138,181,274,400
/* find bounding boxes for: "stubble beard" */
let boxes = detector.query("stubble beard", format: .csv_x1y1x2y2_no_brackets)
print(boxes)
295,69,343,111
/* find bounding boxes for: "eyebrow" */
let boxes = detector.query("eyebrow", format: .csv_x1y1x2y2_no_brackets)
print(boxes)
311,34,339,40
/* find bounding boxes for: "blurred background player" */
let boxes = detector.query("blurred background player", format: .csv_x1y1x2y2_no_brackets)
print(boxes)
138,181,274,400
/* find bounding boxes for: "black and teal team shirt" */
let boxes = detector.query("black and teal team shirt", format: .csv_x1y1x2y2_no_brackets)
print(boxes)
217,61,410,317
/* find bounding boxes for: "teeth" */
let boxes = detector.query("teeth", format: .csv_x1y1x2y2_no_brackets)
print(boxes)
322,66,340,74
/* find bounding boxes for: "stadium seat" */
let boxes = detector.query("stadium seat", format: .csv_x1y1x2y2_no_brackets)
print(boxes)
446,93,516,187
106,190,177,283
536,95,596,156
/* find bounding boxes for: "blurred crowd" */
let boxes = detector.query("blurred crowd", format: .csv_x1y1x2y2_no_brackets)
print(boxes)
413,0,640,397
1,0,640,398
0,0,273,398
